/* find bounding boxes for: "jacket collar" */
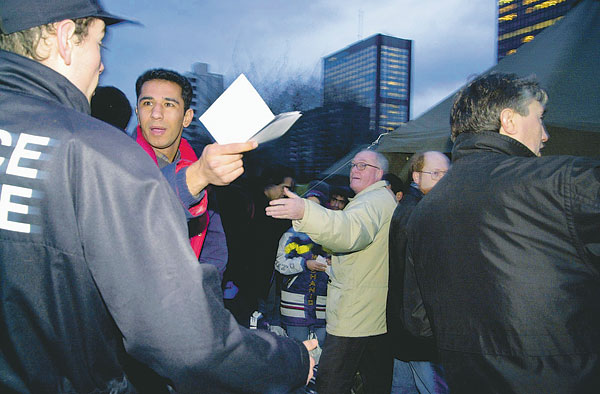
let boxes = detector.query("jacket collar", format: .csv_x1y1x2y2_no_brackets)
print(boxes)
0,50,90,114
407,184,424,201
132,125,198,165
452,131,537,162
350,180,388,201
133,125,159,165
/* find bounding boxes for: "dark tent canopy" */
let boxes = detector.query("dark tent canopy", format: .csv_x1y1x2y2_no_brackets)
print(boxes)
377,0,600,158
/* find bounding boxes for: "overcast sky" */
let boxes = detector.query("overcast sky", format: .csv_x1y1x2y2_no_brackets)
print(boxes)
100,0,498,121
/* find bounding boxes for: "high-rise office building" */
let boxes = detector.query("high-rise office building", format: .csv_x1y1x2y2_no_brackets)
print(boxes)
261,102,371,182
323,34,412,137
498,0,577,61
183,62,224,146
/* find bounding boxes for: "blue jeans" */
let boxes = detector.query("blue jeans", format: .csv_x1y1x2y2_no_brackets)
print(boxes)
391,359,448,394
285,325,327,346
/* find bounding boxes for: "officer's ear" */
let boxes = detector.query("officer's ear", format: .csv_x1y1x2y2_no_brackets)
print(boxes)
55,19,77,66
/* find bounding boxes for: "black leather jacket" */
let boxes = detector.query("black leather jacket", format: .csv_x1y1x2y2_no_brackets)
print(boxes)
405,131,600,393
0,50,309,394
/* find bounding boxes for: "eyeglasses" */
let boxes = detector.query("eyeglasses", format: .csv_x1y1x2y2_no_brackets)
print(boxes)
419,170,447,180
349,162,380,171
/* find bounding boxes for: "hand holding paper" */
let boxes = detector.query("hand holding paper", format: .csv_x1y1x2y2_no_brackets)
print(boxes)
185,141,257,195
199,74,302,144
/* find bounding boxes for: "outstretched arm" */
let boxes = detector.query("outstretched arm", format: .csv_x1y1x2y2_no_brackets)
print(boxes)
265,187,306,220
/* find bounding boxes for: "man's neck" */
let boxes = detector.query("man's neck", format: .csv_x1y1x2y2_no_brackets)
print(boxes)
155,142,180,163
153,147,181,169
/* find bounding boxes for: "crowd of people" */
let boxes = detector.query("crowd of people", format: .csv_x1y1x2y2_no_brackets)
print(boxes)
1,0,599,393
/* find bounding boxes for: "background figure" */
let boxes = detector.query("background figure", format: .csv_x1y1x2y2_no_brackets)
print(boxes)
91,85,132,131
247,168,295,326
382,172,405,202
327,184,352,210
404,73,600,393
388,151,450,394
275,181,331,347
219,180,257,321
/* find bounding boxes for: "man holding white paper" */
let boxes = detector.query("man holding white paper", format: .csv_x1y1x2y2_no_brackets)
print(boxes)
135,69,257,198
133,69,257,274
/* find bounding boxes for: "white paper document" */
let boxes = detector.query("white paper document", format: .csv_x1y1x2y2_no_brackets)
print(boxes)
199,74,302,144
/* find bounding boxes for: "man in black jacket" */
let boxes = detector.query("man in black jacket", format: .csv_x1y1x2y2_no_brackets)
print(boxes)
0,0,314,392
404,73,600,393
388,151,449,394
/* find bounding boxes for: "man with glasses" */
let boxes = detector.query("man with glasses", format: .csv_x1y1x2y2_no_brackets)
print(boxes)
387,151,450,394
409,151,450,195
266,150,397,394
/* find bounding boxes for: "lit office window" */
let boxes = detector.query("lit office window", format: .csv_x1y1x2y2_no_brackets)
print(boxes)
522,35,535,43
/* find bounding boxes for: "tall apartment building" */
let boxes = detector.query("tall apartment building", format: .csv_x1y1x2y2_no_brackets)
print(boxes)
498,0,577,61
182,62,224,145
323,34,412,137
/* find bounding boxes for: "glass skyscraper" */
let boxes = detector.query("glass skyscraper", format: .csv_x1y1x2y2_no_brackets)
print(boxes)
498,0,577,61
323,34,412,137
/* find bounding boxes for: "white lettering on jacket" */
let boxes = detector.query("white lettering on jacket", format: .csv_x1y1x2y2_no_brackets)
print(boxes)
0,130,50,233
0,184,32,233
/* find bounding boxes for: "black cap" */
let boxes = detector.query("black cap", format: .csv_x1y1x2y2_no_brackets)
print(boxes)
0,0,130,34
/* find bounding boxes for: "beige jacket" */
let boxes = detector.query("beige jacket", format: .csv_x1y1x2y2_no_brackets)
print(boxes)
293,180,397,337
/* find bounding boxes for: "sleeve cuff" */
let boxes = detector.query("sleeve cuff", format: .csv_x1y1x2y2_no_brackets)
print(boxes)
176,166,205,208
161,164,206,220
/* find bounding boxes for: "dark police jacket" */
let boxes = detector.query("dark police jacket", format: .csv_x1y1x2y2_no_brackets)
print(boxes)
404,131,600,393
0,50,309,394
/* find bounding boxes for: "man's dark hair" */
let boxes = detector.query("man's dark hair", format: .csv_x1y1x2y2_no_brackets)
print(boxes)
382,173,405,195
330,185,353,199
450,73,548,140
260,167,295,190
135,68,193,111
91,86,132,131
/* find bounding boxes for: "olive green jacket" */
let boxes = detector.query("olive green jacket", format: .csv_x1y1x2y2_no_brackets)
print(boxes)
293,180,397,337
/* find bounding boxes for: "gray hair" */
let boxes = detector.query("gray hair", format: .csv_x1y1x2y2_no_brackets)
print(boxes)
359,150,388,173
450,73,548,140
